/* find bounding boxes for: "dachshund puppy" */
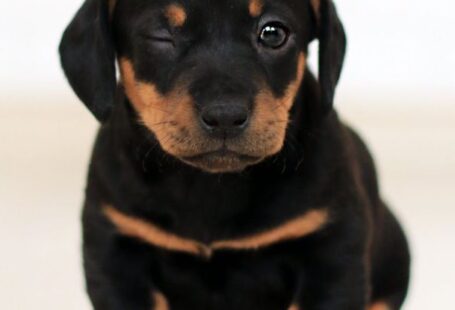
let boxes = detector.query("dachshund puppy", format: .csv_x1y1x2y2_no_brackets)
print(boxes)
60,0,410,309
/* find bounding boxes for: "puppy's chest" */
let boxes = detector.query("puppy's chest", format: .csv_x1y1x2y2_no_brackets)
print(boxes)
151,250,299,310
104,179,327,309
128,175,327,244
105,186,328,258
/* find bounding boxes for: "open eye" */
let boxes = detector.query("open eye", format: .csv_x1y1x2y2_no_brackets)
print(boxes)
258,23,289,49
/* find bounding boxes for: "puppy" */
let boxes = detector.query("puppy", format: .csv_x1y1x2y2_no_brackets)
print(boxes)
60,0,410,309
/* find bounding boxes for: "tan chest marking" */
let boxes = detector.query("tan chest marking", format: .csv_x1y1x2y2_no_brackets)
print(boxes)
103,206,328,258
104,206,211,257
211,209,328,251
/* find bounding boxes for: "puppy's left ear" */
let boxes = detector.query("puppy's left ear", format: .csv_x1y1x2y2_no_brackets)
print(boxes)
59,0,116,121
311,0,347,114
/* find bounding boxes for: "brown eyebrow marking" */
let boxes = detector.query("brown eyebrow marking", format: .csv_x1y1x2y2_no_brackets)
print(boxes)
249,0,264,17
165,3,187,27
104,205,328,258
152,291,169,310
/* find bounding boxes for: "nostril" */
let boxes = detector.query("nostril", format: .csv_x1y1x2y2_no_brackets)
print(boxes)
200,105,250,136
201,114,219,128
233,115,249,127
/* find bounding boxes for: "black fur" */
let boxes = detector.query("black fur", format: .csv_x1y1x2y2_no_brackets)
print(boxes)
60,0,410,309
60,0,116,121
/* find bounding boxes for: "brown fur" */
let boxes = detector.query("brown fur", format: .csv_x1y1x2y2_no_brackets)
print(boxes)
288,305,300,310
368,302,390,310
310,0,321,16
230,52,306,157
104,206,212,257
212,209,328,251
119,53,305,173
119,58,217,159
249,0,264,17
165,4,187,27
152,291,169,310
104,204,327,258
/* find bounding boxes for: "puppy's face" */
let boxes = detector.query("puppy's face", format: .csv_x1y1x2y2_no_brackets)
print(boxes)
60,0,345,173
113,0,314,173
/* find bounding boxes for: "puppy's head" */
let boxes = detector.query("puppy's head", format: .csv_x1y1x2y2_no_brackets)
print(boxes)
60,0,346,173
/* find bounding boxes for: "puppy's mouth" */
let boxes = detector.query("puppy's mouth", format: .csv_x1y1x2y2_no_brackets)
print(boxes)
180,148,263,173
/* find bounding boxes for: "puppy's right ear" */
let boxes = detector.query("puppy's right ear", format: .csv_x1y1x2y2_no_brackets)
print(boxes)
59,0,116,121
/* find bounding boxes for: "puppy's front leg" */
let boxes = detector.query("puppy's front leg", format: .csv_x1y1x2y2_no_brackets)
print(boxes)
84,237,156,310
294,238,368,310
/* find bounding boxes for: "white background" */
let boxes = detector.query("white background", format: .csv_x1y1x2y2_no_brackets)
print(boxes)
1,1,454,310
1,0,454,101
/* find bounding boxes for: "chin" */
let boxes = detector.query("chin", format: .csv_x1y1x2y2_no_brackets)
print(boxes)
179,150,265,173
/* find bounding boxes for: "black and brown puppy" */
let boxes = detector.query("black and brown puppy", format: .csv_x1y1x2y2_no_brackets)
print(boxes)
60,0,410,309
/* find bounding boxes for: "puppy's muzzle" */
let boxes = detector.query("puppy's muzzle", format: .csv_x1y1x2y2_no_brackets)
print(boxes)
199,102,250,139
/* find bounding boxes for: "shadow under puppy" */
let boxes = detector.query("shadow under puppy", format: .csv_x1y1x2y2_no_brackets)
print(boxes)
59,0,411,309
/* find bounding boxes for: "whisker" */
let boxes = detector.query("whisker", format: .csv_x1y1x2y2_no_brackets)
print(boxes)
271,103,285,112
269,120,291,125
141,138,163,172
148,121,175,127
146,105,173,115
142,147,155,172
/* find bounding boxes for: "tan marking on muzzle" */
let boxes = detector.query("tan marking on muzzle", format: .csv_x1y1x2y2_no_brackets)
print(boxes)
165,4,187,27
119,54,306,171
275,52,306,111
103,205,328,258
238,52,306,156
288,304,300,310
119,58,208,158
249,0,264,17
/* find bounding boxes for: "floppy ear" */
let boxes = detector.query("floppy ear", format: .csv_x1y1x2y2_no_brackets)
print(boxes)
311,0,347,113
59,0,116,121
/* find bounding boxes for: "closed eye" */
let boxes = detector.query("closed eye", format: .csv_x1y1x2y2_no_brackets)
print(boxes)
140,30,175,45
148,36,174,44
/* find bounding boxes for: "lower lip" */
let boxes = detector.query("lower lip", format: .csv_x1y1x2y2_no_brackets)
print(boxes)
183,150,260,162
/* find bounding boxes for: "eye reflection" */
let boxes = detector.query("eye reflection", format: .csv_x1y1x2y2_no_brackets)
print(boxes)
258,23,289,49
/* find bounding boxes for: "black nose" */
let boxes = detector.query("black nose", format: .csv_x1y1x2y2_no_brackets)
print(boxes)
200,105,249,139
